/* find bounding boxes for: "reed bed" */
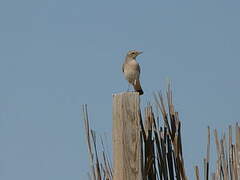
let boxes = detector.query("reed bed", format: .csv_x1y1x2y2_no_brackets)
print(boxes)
141,86,187,180
195,124,240,180
82,86,239,180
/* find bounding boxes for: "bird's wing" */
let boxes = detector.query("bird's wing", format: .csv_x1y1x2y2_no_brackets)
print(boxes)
137,63,141,74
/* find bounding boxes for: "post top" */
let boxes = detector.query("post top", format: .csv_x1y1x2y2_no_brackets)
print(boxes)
112,92,140,97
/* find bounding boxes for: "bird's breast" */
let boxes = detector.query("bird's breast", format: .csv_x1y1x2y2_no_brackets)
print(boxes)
123,61,140,84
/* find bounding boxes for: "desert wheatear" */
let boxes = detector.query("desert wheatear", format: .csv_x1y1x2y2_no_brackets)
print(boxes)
122,50,144,95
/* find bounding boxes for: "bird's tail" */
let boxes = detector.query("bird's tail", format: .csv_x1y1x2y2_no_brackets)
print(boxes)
134,79,144,95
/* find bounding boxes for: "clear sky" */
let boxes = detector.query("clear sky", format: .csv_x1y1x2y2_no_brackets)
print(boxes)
0,0,240,179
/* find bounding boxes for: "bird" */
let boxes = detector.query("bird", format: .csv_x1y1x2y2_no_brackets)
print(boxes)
122,50,144,95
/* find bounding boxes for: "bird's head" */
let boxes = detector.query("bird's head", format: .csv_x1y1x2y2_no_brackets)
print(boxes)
126,50,143,59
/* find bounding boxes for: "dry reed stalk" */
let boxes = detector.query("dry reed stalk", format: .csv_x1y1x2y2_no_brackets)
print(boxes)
204,126,210,180
195,166,200,180
196,124,240,179
228,126,233,179
82,104,96,180
82,104,112,180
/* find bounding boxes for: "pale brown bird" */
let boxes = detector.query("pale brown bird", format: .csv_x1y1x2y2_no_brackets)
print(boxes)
122,50,144,95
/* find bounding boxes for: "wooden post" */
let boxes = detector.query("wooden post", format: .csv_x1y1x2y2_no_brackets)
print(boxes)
112,92,143,180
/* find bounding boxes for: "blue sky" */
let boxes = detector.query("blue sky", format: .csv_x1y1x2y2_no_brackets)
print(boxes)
0,0,240,179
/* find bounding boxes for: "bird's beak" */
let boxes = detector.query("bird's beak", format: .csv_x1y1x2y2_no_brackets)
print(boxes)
137,51,143,55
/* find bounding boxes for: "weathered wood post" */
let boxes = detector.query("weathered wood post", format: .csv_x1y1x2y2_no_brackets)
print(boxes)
112,92,143,180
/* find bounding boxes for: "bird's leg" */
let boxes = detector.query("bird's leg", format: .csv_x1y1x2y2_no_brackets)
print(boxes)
132,80,137,92
134,79,137,86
